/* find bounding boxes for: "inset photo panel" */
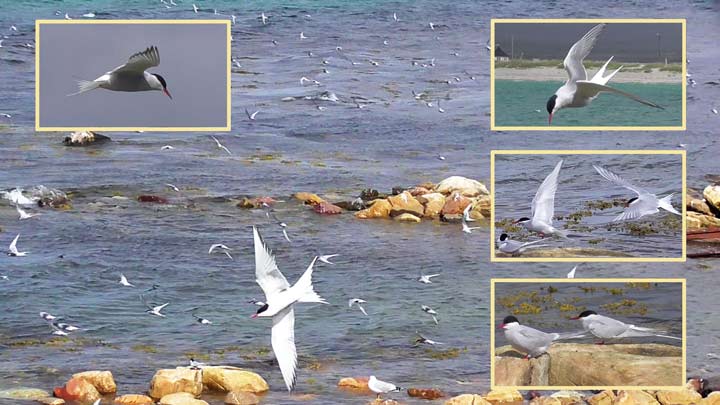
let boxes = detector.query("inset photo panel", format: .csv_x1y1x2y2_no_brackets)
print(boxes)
490,150,686,262
491,278,686,390
35,20,231,131
490,19,686,131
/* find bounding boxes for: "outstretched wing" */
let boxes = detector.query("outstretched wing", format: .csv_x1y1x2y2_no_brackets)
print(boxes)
271,306,297,391
563,24,606,82
593,165,651,197
111,46,160,74
576,81,664,109
531,160,563,224
253,226,290,299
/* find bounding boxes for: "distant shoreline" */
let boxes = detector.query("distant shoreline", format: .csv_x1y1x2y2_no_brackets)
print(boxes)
495,66,682,84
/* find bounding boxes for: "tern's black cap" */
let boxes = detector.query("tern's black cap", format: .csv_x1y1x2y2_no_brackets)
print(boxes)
502,315,519,324
516,217,530,223
499,233,509,241
546,94,557,114
153,73,168,89
577,310,597,318
255,303,269,315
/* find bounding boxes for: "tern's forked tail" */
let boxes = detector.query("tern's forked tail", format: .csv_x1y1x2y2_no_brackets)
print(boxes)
294,256,328,304
67,80,100,96
590,56,623,86
659,193,681,216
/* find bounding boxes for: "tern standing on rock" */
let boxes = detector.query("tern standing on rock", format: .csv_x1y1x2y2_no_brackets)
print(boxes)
69,46,172,99
250,226,327,391
572,310,681,344
498,315,584,359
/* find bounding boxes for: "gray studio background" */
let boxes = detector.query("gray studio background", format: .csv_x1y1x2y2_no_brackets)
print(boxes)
494,23,682,63
38,23,228,128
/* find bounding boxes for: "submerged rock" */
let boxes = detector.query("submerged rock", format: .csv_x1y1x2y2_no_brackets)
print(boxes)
31,185,70,209
138,195,169,204
495,247,633,258
114,394,155,404
0,388,50,400
394,213,421,223
407,388,444,399
37,398,65,405
338,377,370,391
436,176,489,197
237,197,276,209
313,201,343,215
63,130,111,147
444,394,491,405
355,199,392,219
201,366,269,393
149,368,203,400
72,370,116,394
224,391,259,405
159,392,208,405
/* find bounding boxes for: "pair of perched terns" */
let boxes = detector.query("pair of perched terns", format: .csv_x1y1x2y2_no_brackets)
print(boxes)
545,23,663,124
499,311,680,358
69,46,171,99
505,159,680,244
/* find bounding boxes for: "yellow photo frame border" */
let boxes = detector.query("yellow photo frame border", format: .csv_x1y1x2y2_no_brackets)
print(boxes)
489,18,686,131
34,19,232,132
489,149,687,262
490,278,687,391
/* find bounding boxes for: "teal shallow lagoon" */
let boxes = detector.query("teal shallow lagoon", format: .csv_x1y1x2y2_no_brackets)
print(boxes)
494,80,682,127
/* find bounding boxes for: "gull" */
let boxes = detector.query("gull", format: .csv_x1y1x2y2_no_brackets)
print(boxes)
270,213,292,243
712,108,718,115
55,322,81,332
0,40,4,48
498,315,584,359
300,32,307,40
462,203,475,222
165,183,180,192
119,273,135,287
430,58,436,67
567,265,578,279
593,165,681,221
383,40,389,46
496,234,548,255
348,298,368,316
40,312,59,322
421,305,439,325
193,314,212,325
461,218,481,234
546,24,663,125
50,324,69,336
211,136,232,155
245,108,259,121
161,145,174,150
272,40,278,46
232,58,241,69
513,160,566,238
0,275,8,280
318,254,338,265
16,205,40,220
415,332,443,346
393,13,398,22
146,303,169,317
64,13,72,20
10,25,17,32
437,99,445,113
1,113,11,118
572,310,681,344
7,234,27,257
426,101,433,108
437,155,446,161
369,376,402,400
429,22,435,30
369,59,379,66
189,358,206,369
209,243,233,259
418,273,440,284
260,12,268,25
250,226,327,391
412,91,425,100
24,42,34,49
231,14,236,25
82,12,96,18
192,3,198,13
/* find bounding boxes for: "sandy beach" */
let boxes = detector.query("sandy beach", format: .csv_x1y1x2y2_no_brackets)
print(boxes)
495,66,682,83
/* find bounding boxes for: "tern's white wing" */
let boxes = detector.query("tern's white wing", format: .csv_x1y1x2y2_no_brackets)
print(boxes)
253,226,290,299
9,234,19,254
271,306,297,391
612,197,658,222
154,303,169,312
563,24,606,82
592,165,651,197
516,325,557,344
576,81,664,109
531,160,563,224
587,315,630,337
111,46,160,74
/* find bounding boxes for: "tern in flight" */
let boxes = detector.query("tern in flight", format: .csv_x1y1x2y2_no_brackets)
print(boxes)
593,165,681,221
250,226,327,391
546,24,663,124
513,160,566,238
69,46,171,99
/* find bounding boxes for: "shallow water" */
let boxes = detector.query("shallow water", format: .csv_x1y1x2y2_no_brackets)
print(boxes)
1,0,720,404
494,80,683,127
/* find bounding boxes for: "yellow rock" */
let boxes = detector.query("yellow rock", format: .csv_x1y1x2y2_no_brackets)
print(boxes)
394,213,421,223
444,394,492,405
201,366,269,393
470,195,492,219
159,392,209,405
114,394,155,404
688,198,713,216
294,192,324,205
550,391,585,405
72,370,117,394
530,398,562,405
614,390,659,405
702,392,720,405
436,176,489,197
338,377,369,390
703,185,720,211
656,389,703,405
224,391,259,405
387,191,424,217
418,193,445,219
587,390,615,405
65,377,101,404
367,400,400,405
355,199,392,219
37,398,65,405
485,389,523,404
687,211,720,229
149,368,203,400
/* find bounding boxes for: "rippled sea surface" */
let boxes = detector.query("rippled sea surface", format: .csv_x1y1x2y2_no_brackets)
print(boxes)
1,1,720,404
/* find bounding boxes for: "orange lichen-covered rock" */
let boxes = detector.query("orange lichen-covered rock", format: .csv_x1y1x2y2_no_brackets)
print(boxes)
407,388,444,399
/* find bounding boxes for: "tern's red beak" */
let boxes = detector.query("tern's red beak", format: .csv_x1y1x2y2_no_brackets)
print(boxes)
497,323,506,329
163,88,172,100
548,113,553,125
570,317,579,320
250,314,258,319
